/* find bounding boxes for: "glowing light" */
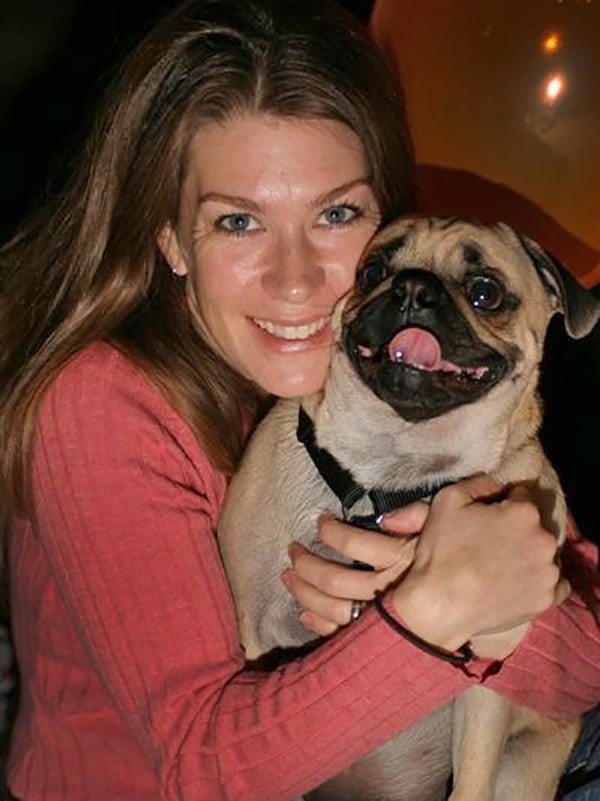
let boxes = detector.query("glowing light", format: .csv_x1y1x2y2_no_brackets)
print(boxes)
544,73,566,103
543,33,561,53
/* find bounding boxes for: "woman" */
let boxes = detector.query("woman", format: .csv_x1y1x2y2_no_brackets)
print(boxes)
0,1,597,799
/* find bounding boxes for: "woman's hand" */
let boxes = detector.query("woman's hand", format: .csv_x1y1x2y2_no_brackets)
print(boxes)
283,475,570,660
390,475,570,655
283,503,425,637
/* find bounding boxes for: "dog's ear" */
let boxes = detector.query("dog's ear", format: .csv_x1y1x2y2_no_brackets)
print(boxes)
518,234,600,339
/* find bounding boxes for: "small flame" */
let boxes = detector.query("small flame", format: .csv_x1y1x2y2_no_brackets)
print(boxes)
542,33,560,54
544,74,566,103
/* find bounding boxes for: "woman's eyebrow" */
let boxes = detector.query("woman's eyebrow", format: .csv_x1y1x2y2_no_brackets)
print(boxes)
196,177,373,214
312,176,372,208
196,192,262,212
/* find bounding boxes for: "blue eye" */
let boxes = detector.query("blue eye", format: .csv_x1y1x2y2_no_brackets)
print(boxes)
217,213,258,233
320,204,360,226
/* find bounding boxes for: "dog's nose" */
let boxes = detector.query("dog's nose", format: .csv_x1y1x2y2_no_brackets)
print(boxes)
392,270,442,311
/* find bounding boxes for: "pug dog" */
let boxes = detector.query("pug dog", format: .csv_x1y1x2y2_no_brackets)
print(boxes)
218,216,600,801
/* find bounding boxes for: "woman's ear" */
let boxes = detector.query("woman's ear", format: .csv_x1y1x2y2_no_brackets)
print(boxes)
157,223,189,277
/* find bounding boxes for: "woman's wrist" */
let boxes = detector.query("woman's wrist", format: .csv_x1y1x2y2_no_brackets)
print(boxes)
375,595,473,665
389,574,472,654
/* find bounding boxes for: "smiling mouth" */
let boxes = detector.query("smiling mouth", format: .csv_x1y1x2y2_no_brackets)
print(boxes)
252,315,330,341
356,327,491,383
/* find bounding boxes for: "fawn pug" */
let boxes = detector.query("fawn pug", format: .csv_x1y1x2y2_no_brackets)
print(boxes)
219,216,599,801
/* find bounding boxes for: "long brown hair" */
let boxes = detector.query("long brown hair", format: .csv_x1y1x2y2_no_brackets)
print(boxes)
0,0,415,520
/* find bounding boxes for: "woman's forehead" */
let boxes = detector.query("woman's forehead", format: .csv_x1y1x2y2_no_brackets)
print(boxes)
180,113,370,205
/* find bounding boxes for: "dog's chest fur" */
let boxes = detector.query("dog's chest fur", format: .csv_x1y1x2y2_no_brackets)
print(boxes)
311,347,524,491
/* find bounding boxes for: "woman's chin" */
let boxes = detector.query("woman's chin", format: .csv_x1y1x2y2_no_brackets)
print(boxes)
256,358,329,399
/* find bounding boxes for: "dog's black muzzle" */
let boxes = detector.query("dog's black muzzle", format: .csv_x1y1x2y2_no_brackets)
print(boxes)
343,269,509,421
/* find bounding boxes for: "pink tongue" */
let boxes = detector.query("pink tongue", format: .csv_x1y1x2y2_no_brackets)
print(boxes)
387,327,442,370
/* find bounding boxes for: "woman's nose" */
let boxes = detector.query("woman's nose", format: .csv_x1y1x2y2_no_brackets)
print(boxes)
261,234,326,303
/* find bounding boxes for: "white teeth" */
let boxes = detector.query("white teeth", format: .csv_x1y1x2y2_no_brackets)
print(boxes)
358,345,377,359
470,366,489,380
253,315,330,341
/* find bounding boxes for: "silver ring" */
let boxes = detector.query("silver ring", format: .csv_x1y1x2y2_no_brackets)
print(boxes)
350,600,364,621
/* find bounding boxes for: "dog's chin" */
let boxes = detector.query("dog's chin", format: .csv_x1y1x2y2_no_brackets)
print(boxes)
343,329,509,422
359,360,508,421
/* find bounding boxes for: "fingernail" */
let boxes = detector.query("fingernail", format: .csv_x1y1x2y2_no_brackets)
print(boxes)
317,514,335,531
299,610,313,627
280,570,293,587
288,542,305,560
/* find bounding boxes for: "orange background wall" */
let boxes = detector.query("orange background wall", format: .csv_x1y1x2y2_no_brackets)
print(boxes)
370,0,599,286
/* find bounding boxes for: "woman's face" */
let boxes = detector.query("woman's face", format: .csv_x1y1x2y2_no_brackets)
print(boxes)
159,113,381,397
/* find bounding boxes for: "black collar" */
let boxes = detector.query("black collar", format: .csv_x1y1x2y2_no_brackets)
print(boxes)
297,406,447,529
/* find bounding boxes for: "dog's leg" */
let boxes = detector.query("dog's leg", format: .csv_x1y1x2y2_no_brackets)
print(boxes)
448,686,512,801
306,705,453,801
491,712,581,801
450,689,580,801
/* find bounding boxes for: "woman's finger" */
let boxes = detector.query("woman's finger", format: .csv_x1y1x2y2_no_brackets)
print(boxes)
436,474,506,508
281,568,354,627
379,501,430,534
288,542,382,600
318,517,418,572
298,609,342,638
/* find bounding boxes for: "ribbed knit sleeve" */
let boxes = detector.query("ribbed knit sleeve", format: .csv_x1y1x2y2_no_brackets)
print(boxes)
486,525,599,718
8,343,599,801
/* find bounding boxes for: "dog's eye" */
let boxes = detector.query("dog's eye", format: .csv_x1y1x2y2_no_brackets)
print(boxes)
465,275,505,311
357,254,391,294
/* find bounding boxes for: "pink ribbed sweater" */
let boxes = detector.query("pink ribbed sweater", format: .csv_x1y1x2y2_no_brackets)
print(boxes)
7,343,599,800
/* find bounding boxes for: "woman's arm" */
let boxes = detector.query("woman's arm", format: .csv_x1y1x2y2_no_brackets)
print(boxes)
288,503,599,722
24,345,476,801
486,521,599,718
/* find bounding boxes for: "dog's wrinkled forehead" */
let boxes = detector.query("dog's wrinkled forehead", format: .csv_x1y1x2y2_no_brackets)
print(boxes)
349,215,599,340
367,216,525,280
